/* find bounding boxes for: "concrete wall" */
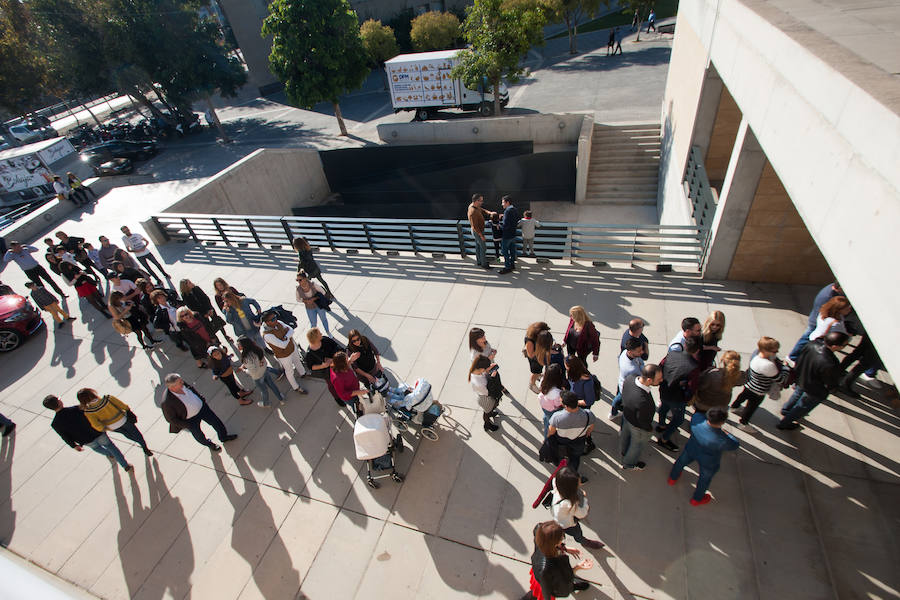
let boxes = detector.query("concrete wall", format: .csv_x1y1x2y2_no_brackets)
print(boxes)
662,0,900,377
703,86,741,192
377,113,586,147
162,148,330,215
574,115,594,205
217,0,280,95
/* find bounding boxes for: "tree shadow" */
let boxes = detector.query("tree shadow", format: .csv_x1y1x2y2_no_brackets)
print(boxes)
545,45,672,73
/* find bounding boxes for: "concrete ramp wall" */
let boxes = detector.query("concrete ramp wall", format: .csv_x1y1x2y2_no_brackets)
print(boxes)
163,148,330,215
376,113,588,147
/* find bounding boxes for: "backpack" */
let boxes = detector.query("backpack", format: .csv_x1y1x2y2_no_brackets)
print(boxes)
591,374,602,402
264,304,298,329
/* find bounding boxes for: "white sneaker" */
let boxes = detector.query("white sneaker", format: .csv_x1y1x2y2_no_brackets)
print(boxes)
859,373,883,387
738,423,757,434
608,411,621,421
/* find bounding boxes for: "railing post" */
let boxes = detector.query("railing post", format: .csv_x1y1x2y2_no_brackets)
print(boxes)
245,218,262,247
151,217,171,242
408,225,418,253
322,222,336,251
456,221,467,257
363,223,374,252
182,217,200,243
630,227,638,266
212,218,228,244
281,219,294,245
564,225,573,262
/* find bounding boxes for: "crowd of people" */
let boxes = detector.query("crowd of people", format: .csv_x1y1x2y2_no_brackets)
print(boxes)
1,219,887,599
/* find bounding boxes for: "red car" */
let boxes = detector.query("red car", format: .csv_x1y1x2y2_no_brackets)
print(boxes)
0,293,44,352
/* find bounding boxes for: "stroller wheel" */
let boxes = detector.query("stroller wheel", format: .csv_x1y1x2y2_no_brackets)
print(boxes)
422,427,439,442
394,434,404,452
394,419,408,432
391,472,404,482
367,477,379,489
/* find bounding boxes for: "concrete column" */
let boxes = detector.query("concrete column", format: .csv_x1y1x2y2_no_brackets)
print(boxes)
690,65,723,162
702,119,765,279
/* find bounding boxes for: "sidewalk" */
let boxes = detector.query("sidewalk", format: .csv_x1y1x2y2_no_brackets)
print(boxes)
0,204,897,598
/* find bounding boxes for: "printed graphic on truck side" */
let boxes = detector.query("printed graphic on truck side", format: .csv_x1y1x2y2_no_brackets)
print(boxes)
387,59,458,108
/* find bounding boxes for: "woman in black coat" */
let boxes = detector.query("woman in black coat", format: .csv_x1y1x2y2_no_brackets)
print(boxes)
522,521,593,600
180,278,232,344
293,237,333,298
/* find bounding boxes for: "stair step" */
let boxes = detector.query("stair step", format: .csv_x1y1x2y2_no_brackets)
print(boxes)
588,169,659,177
586,185,659,193
581,197,658,206
587,175,658,183
585,191,659,200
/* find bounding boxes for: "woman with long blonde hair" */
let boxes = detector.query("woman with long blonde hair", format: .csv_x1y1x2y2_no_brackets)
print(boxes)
699,310,726,369
563,305,600,364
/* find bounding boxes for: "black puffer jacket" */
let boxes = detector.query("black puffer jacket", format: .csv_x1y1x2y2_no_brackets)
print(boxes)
795,338,841,398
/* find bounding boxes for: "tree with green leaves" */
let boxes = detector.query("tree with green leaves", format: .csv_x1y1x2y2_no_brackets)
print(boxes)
263,0,370,136
360,19,399,65
410,11,461,51
452,0,546,116
619,0,654,41
547,0,605,54
0,1,47,114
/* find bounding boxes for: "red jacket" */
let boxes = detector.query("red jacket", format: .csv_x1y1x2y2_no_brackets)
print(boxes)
564,319,600,358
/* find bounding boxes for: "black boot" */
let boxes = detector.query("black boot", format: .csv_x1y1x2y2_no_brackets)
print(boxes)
838,372,861,399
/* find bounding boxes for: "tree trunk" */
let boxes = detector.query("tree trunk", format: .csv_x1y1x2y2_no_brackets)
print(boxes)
205,94,231,143
636,19,643,42
493,77,502,117
82,102,102,127
129,88,165,120
567,13,577,55
334,101,348,136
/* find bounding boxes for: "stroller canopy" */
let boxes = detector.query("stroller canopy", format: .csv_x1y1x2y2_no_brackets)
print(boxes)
354,413,392,460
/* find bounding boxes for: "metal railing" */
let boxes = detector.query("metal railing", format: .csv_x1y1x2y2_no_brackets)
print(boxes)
152,213,710,270
684,145,717,266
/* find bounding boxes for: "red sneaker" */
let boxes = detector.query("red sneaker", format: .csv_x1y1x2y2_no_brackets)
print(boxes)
667,477,678,486
690,493,712,506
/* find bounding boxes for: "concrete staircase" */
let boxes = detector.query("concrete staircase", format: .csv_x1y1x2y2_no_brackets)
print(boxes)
584,124,660,206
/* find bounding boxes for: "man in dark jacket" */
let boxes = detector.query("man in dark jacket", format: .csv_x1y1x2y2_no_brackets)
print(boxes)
656,336,701,451
161,373,237,451
620,364,662,470
498,195,519,274
778,331,849,430
44,395,132,471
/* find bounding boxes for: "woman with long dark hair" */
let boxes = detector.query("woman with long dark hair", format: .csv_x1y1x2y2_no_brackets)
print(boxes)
237,335,284,408
470,327,505,398
524,321,551,394
549,467,604,549
523,521,593,599
108,290,159,348
538,364,566,438
180,278,231,344
347,329,383,388
469,355,501,432
293,237,333,298
59,260,111,318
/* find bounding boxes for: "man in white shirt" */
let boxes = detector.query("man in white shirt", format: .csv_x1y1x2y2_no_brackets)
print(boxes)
668,317,701,352
120,225,171,283
109,273,139,302
161,373,237,451
609,338,646,419
261,311,308,394
52,175,78,205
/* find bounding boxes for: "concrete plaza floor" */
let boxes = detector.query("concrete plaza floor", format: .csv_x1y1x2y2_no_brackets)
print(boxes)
1,221,899,599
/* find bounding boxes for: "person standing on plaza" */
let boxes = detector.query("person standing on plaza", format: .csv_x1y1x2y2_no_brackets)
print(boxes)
208,345,254,404
620,364,663,470
55,231,99,279
607,27,616,55
237,336,285,408
524,321,551,393
563,305,600,365
731,336,788,433
121,225,170,283
77,388,153,457
698,310,726,369
176,307,214,367
109,290,159,348
777,331,849,430
59,261,111,318
44,395,131,470
693,350,743,419
566,356,597,412
179,279,232,344
161,373,238,451
293,237,333,298
518,210,540,257
489,213,503,261
212,277,242,314
222,290,265,349
469,355,502,432
97,236,122,275
81,242,106,279
788,282,842,361
669,316,701,352
151,290,189,351
621,317,649,360
305,327,346,405
609,337,646,419
296,272,332,336
470,327,505,398
538,363,566,437
329,351,368,413
3,241,67,296
24,281,74,329
613,26,623,55
498,195,520,274
261,310,308,395
667,407,738,506
548,391,596,478
523,521,593,599
656,336,702,452
647,8,657,32
467,193,494,269
549,467,605,549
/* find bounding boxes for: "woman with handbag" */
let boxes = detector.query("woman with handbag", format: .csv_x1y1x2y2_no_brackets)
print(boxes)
293,237,333,298
208,345,253,405
76,388,152,458
549,467,605,549
176,307,215,368
347,329,384,390
469,355,501,432
212,277,243,314
108,290,160,349
524,322,551,394
180,278,232,344
563,306,600,365
296,272,331,336
470,327,507,398
523,521,593,600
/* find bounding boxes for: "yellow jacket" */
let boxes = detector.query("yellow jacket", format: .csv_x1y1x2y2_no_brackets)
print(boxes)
82,394,130,431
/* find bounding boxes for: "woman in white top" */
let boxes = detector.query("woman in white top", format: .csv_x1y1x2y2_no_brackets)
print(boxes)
470,327,506,398
538,364,566,438
469,355,500,432
809,296,851,341
550,467,604,549
296,272,331,336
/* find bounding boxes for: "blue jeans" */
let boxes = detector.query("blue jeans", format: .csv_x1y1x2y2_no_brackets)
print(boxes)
610,387,622,415
658,399,686,441
473,234,488,267
788,324,814,361
670,446,718,501
254,367,284,406
619,418,652,467
306,307,330,335
779,389,824,425
87,433,129,468
781,386,805,415
185,403,229,448
112,420,150,452
500,237,516,269
542,408,558,438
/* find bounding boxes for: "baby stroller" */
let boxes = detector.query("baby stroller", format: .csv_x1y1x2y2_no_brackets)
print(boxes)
354,409,404,489
386,378,444,441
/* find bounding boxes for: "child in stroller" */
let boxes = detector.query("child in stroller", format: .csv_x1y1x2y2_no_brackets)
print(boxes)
354,409,404,488
386,378,444,441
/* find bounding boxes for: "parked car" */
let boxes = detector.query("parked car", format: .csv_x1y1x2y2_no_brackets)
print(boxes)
0,293,44,352
8,123,58,144
95,157,133,176
79,140,159,169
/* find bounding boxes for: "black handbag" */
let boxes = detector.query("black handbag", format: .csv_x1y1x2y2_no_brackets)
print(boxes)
539,434,562,464
208,313,226,332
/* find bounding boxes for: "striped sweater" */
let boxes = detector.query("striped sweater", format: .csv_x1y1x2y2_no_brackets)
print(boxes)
744,352,787,396
81,394,129,432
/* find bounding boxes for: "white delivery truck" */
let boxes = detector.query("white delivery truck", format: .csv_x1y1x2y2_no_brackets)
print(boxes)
385,49,509,121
